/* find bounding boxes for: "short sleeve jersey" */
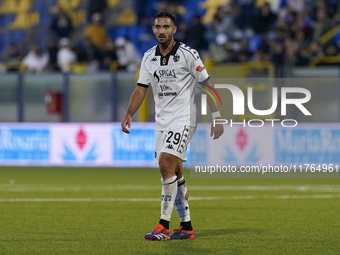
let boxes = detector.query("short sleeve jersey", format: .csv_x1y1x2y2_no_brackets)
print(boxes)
137,40,209,130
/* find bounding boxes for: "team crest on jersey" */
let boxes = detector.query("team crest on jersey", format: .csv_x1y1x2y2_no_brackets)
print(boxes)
173,54,180,62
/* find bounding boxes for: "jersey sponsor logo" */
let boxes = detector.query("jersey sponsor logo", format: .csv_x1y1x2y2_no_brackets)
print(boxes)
153,71,160,83
173,54,180,62
159,69,176,78
158,92,178,97
196,65,205,72
153,69,177,83
160,85,172,92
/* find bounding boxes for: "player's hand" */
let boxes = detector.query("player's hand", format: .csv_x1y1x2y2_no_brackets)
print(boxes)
121,115,131,134
210,118,224,140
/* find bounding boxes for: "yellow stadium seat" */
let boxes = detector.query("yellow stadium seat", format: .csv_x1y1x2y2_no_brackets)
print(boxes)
0,0,17,14
110,60,120,71
70,10,86,28
0,0,32,15
176,5,186,16
114,9,137,25
108,0,121,8
57,0,82,11
16,0,32,13
73,63,87,73
9,12,40,29
200,0,229,24
30,11,39,26
256,0,272,8
57,0,72,11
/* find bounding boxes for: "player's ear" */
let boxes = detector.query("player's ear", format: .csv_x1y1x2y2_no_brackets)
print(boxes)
173,26,177,34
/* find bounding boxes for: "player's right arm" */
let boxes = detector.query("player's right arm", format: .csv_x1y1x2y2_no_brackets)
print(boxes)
121,85,148,134
121,50,152,134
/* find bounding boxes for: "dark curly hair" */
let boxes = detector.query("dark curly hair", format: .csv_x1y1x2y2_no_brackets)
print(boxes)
154,11,176,25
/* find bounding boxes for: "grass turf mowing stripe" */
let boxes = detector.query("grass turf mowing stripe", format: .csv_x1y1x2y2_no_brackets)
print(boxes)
1,184,340,192
0,194,340,202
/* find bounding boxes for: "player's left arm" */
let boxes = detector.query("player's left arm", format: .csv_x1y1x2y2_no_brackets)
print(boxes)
199,78,224,140
186,47,224,139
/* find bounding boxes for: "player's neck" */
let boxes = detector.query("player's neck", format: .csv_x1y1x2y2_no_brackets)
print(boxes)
158,39,176,56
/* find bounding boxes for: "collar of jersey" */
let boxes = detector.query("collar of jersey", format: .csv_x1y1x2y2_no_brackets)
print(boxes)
155,39,180,57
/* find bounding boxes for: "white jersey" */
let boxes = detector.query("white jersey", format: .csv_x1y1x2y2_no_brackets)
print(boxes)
137,40,209,130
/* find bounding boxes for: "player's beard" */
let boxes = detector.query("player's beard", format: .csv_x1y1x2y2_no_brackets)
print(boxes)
156,34,173,48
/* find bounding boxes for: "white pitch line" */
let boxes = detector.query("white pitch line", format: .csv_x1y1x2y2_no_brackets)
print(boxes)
1,184,340,192
0,194,340,202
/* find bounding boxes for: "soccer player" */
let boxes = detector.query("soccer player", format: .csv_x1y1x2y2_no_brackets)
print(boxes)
121,11,224,241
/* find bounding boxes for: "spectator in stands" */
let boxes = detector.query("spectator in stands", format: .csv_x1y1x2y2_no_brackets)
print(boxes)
325,0,339,19
313,9,332,41
252,3,277,34
307,41,325,61
7,44,21,63
6,44,23,72
283,37,299,56
185,15,208,51
115,37,141,73
50,7,73,39
57,38,77,73
234,0,256,30
224,48,238,63
47,39,59,71
22,43,49,73
82,38,103,72
325,44,339,56
277,7,292,31
289,12,313,40
287,0,305,13
250,48,268,62
271,41,285,76
211,6,239,41
103,39,118,70
295,49,310,66
152,1,185,24
237,41,252,62
211,33,228,63
176,21,188,43
85,13,107,49
275,28,287,43
294,30,309,49
87,0,107,20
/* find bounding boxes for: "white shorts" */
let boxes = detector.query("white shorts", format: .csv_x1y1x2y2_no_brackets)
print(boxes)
155,125,196,164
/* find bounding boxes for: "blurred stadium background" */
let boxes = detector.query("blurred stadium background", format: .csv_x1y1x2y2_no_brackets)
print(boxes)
0,1,340,254
0,0,340,123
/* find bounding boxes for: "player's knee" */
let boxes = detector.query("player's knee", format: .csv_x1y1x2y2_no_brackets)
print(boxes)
159,161,173,178
159,153,177,179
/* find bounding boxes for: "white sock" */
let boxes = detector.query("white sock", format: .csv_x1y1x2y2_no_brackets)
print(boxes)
160,176,177,221
175,176,191,222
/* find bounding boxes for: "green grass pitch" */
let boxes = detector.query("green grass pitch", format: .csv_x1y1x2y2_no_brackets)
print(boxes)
0,167,339,254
